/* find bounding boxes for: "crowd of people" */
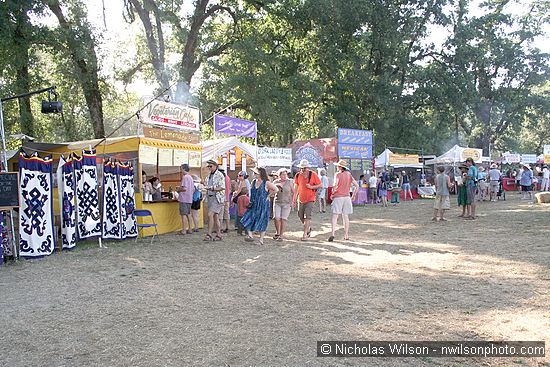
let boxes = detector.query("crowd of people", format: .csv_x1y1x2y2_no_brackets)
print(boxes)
165,159,549,244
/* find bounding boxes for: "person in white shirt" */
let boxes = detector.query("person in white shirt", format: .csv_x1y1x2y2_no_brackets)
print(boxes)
542,165,549,192
317,169,329,213
368,174,378,204
488,164,502,202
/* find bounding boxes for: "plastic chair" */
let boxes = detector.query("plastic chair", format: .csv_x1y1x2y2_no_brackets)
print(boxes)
133,209,158,244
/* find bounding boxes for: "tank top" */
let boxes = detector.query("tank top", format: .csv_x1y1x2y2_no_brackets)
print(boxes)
275,179,292,205
436,173,449,195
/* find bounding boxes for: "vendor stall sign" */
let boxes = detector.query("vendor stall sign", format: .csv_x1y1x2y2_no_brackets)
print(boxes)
521,154,537,164
389,153,419,165
337,128,373,159
459,147,482,163
289,138,338,163
144,100,200,132
258,147,292,167
544,145,550,163
143,127,200,144
139,144,158,165
214,115,257,138
503,153,521,164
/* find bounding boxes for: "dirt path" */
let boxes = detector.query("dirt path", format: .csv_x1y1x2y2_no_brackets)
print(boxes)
1,193,548,367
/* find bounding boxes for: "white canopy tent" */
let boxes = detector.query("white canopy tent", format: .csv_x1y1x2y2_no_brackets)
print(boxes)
425,145,483,165
375,148,424,169
201,137,257,164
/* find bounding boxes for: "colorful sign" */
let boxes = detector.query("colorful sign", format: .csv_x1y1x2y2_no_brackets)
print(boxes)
258,147,292,167
289,138,338,164
460,148,482,162
143,127,200,144
544,145,550,163
389,153,419,165
214,115,257,138
503,153,521,164
143,100,200,131
337,128,373,159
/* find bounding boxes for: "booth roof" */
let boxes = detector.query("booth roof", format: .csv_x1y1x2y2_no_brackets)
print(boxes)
202,137,257,163
425,144,483,165
374,148,424,169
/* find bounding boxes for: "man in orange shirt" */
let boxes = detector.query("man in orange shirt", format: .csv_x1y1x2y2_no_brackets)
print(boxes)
329,160,358,242
293,159,322,241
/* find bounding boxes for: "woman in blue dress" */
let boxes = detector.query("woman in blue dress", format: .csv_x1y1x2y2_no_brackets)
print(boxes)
241,167,278,245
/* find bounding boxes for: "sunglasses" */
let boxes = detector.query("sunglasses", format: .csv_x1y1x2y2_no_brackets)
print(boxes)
207,165,213,168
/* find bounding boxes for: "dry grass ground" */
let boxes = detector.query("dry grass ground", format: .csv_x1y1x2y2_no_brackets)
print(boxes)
1,192,549,367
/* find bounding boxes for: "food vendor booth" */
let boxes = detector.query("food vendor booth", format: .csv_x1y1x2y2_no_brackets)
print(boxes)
375,148,424,199
17,135,203,238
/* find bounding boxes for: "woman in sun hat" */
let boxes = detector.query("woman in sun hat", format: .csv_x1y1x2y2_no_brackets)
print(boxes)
329,159,359,242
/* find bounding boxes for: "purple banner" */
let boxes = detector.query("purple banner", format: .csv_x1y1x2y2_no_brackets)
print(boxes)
214,115,257,138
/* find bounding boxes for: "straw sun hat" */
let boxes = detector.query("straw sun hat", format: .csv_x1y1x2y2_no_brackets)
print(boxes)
334,159,349,169
297,159,310,168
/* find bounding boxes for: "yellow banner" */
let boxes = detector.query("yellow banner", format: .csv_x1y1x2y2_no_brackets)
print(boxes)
389,153,419,165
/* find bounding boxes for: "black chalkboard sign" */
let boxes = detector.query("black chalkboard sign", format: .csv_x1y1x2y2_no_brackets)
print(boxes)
0,172,20,209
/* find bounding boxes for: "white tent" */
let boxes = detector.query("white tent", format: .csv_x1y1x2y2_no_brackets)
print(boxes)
375,148,424,169
425,145,483,165
201,137,257,163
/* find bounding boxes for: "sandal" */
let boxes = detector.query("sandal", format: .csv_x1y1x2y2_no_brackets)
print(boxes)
276,236,283,242
273,234,280,240
214,235,223,241
221,229,229,233
203,234,213,241
307,228,311,238
328,235,334,242
193,228,199,232
187,230,193,234
300,237,308,241
244,236,254,242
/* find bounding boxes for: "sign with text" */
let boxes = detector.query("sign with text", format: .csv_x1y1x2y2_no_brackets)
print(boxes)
521,154,537,164
389,153,419,165
143,100,200,132
138,144,158,165
503,153,521,164
0,172,19,209
459,147,482,163
338,128,373,159
544,145,550,163
214,115,257,138
143,127,200,144
257,147,292,167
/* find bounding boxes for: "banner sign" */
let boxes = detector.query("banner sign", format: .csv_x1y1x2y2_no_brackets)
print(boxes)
143,127,200,144
503,153,521,164
349,159,363,171
257,147,292,167
143,100,200,132
214,115,257,138
337,128,373,159
544,145,550,163
459,147,483,163
289,138,338,165
389,153,419,165
521,154,537,164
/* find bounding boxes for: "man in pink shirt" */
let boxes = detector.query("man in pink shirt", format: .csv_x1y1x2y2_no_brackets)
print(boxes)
177,164,195,235
329,160,358,242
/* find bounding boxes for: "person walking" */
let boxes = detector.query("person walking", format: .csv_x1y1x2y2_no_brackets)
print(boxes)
317,169,328,213
190,175,203,232
390,172,401,206
520,163,534,201
292,159,322,241
401,171,413,201
272,168,295,241
432,166,452,221
488,164,501,202
465,158,478,220
241,167,278,245
236,186,250,236
369,173,378,204
377,172,388,207
329,160,358,241
204,160,225,241
176,164,194,235
542,165,549,192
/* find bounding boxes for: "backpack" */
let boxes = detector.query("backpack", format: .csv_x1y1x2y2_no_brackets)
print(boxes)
299,170,317,192
192,185,201,202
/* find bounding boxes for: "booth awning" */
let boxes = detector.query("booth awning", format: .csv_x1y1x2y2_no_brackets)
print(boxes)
202,137,257,163
425,145,483,165
375,149,424,169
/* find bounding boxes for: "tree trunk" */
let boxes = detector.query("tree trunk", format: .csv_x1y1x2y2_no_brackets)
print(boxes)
14,9,34,137
48,0,105,138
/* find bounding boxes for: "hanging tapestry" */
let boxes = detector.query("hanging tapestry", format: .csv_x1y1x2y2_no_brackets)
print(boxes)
119,163,137,238
102,160,122,239
57,155,77,249
19,152,55,258
1,212,12,257
74,150,101,239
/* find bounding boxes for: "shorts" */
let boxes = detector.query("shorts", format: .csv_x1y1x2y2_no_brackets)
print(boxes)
191,200,201,210
316,189,326,200
207,197,224,215
298,201,314,221
369,188,377,199
433,194,450,210
490,181,499,193
179,202,191,215
402,183,411,191
274,203,291,220
521,185,531,192
466,185,476,204
331,196,353,215
221,201,230,220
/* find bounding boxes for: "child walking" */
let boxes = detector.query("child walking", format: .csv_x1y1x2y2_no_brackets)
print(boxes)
236,187,250,235
432,166,452,221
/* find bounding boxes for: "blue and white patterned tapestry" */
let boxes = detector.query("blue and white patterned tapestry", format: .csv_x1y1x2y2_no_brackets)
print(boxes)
102,160,122,239
18,152,55,258
57,155,77,249
119,163,137,238
102,161,137,240
74,150,101,239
